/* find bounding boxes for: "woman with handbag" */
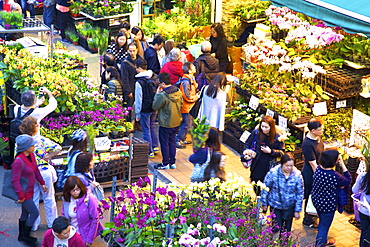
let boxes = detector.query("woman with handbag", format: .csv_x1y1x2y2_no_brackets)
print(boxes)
62,176,104,247
311,149,351,247
75,152,104,201
261,153,304,234
189,127,221,182
11,134,47,246
240,115,284,195
352,166,370,247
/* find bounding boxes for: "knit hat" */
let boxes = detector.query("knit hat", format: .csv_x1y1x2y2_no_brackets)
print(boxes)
169,48,181,61
71,129,87,142
16,134,38,153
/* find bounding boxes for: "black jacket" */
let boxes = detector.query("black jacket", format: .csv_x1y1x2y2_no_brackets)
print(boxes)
210,36,229,64
144,46,160,75
194,53,220,80
121,54,143,95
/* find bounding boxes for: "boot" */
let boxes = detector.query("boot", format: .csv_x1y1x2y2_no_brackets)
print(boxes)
18,219,25,241
19,224,37,244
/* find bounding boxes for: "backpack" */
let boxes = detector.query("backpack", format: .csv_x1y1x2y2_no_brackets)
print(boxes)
137,75,159,113
196,62,211,91
10,107,35,143
174,77,189,88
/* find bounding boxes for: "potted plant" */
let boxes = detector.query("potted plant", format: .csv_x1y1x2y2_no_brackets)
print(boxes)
285,136,301,152
66,31,79,45
70,1,83,17
190,116,210,151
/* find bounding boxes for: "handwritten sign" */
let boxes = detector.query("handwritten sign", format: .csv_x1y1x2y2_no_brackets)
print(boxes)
239,130,251,143
249,95,259,110
313,102,327,116
278,115,288,130
94,137,111,151
266,109,274,117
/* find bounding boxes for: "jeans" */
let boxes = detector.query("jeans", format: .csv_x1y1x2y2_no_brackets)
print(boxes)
43,4,55,28
271,208,293,233
159,126,179,165
360,212,370,247
316,210,335,247
176,113,192,142
140,112,158,154
19,0,35,18
21,198,39,227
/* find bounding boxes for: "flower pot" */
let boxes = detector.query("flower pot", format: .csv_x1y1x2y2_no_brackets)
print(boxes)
4,24,11,30
72,41,79,46
89,47,98,54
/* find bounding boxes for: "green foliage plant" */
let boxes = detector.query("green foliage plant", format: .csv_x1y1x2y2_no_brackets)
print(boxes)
190,116,210,151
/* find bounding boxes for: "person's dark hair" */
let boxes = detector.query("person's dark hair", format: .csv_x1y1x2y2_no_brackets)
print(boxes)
119,21,130,31
131,26,145,41
106,66,122,83
70,139,88,154
361,169,370,195
52,216,70,234
19,116,38,136
163,40,175,55
258,115,277,144
103,53,116,67
135,58,148,70
128,42,138,49
206,72,227,99
75,152,93,174
204,151,226,182
206,127,221,151
211,23,226,40
152,35,165,46
21,90,36,107
115,32,128,52
182,62,194,74
62,176,87,202
320,149,339,168
159,72,171,85
281,152,294,165
308,117,323,131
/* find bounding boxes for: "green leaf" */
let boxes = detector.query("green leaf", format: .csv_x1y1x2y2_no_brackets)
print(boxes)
0,62,8,69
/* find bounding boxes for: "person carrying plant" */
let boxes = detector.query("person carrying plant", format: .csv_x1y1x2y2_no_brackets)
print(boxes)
175,62,198,149
144,34,165,75
152,72,183,170
134,58,160,158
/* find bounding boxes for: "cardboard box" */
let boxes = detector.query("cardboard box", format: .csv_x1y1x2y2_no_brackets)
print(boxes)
17,36,48,58
254,23,271,40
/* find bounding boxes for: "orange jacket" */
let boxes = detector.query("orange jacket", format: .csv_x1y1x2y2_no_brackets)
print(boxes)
179,74,198,113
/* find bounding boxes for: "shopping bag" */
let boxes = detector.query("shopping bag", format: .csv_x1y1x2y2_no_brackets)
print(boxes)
306,195,318,216
2,170,28,201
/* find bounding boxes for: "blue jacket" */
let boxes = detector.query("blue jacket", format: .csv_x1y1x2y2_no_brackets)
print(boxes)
144,46,160,75
261,165,304,212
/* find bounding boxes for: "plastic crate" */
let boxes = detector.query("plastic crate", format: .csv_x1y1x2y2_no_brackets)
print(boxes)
94,157,128,179
222,130,244,155
5,80,21,105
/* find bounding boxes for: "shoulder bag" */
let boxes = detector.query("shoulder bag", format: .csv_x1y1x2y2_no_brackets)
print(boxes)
189,86,206,119
190,148,211,183
2,158,28,201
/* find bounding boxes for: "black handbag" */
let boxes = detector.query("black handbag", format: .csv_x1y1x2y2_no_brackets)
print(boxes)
189,86,206,118
2,158,28,201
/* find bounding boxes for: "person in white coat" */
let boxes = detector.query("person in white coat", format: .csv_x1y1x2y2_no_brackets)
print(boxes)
197,72,227,131
19,117,61,231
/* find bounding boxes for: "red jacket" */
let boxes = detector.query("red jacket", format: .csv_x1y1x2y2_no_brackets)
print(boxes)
11,153,45,201
160,61,184,85
41,228,85,247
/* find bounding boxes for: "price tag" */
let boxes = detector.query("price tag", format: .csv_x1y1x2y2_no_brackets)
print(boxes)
266,109,274,117
94,137,111,151
336,100,347,108
313,102,327,116
278,115,288,130
249,95,259,110
239,130,251,143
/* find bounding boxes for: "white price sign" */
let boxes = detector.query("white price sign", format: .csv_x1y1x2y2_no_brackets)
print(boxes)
239,130,251,143
249,95,259,110
336,100,347,108
94,137,111,151
278,115,288,130
313,102,327,116
266,109,274,117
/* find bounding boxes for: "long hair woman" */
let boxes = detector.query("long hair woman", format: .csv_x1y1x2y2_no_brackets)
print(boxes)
204,151,226,182
353,166,370,247
240,115,284,195
62,176,104,246
197,72,227,131
261,153,304,233
106,32,128,65
210,23,229,72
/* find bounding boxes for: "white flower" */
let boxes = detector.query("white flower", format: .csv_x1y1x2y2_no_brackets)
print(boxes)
213,223,227,234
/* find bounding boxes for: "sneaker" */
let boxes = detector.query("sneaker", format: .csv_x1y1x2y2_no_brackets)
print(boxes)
169,163,176,169
61,38,71,44
176,141,186,149
182,140,192,144
153,147,160,154
302,222,318,230
148,153,154,158
154,163,169,170
325,239,336,246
